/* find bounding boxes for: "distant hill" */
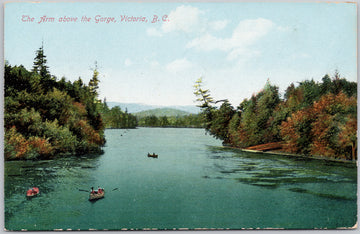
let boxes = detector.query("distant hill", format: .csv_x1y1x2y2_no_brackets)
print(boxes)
107,102,200,114
134,108,192,118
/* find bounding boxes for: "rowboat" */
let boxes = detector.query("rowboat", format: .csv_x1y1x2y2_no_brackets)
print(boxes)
147,153,158,158
26,187,39,197
89,189,105,201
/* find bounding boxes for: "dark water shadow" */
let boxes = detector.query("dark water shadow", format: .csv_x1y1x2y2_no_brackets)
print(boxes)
288,187,356,201
204,146,357,202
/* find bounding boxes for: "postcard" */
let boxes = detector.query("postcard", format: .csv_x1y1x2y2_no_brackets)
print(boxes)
3,0,358,231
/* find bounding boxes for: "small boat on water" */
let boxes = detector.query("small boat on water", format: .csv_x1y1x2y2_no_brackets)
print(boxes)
89,188,105,201
26,187,39,197
147,153,158,158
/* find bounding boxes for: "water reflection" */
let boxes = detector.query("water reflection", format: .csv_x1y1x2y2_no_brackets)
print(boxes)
4,154,102,227
4,129,357,230
206,146,357,200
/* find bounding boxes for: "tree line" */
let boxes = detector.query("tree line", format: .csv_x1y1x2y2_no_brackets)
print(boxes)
4,45,135,160
99,102,138,129
137,114,203,128
194,72,357,161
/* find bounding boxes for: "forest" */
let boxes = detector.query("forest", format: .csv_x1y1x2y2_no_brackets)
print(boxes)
194,73,357,161
4,46,136,160
99,102,137,129
137,114,203,128
5,46,357,161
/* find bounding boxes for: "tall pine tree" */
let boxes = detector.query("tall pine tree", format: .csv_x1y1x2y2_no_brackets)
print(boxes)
32,42,50,78
32,42,55,91
89,61,100,101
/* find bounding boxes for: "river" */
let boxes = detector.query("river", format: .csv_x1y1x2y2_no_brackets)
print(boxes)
4,128,357,230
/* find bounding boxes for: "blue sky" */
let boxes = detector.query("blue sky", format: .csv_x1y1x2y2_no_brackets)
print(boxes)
4,2,357,106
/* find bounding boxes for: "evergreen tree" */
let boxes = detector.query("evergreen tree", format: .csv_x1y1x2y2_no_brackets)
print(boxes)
209,101,235,143
193,77,216,132
31,42,56,92
193,77,215,108
32,42,50,78
5,48,106,160
89,61,100,100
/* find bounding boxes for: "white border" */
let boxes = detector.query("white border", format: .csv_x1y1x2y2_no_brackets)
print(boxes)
0,0,358,233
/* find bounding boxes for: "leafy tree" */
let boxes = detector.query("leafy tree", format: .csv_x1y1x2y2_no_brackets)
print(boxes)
310,92,356,159
99,104,137,129
298,79,321,107
159,116,170,127
339,117,357,160
235,80,281,147
228,112,241,147
209,101,235,143
280,91,357,159
4,46,106,160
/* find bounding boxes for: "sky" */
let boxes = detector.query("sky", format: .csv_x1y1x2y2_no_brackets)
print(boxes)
4,1,357,107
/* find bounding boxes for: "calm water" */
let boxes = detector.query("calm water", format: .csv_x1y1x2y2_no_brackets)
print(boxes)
4,128,357,230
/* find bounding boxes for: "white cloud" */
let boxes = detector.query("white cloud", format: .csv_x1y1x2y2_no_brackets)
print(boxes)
124,58,133,67
166,58,194,73
187,18,274,60
186,33,226,51
146,27,163,37
157,6,230,36
150,60,160,67
162,5,205,33
210,20,229,31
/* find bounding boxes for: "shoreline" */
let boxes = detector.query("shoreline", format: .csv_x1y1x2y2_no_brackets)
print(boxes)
224,146,357,164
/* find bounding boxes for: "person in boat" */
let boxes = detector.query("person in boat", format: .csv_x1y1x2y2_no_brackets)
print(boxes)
91,187,96,194
97,186,103,194
26,187,39,196
28,188,36,196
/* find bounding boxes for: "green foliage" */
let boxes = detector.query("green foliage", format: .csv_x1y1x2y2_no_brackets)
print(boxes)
232,81,281,147
32,43,49,77
137,114,203,128
137,113,203,128
42,119,77,154
133,107,202,128
5,65,42,96
193,77,215,108
4,46,106,160
99,104,137,129
89,62,100,99
193,77,218,134
194,71,357,160
134,108,191,118
32,43,57,90
208,101,235,143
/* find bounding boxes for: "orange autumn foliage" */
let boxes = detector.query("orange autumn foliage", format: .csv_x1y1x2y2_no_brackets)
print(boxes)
280,92,357,159
310,92,356,159
6,126,30,159
77,119,102,145
28,136,54,156
73,102,87,116
5,126,54,159
280,108,315,154
338,117,357,160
